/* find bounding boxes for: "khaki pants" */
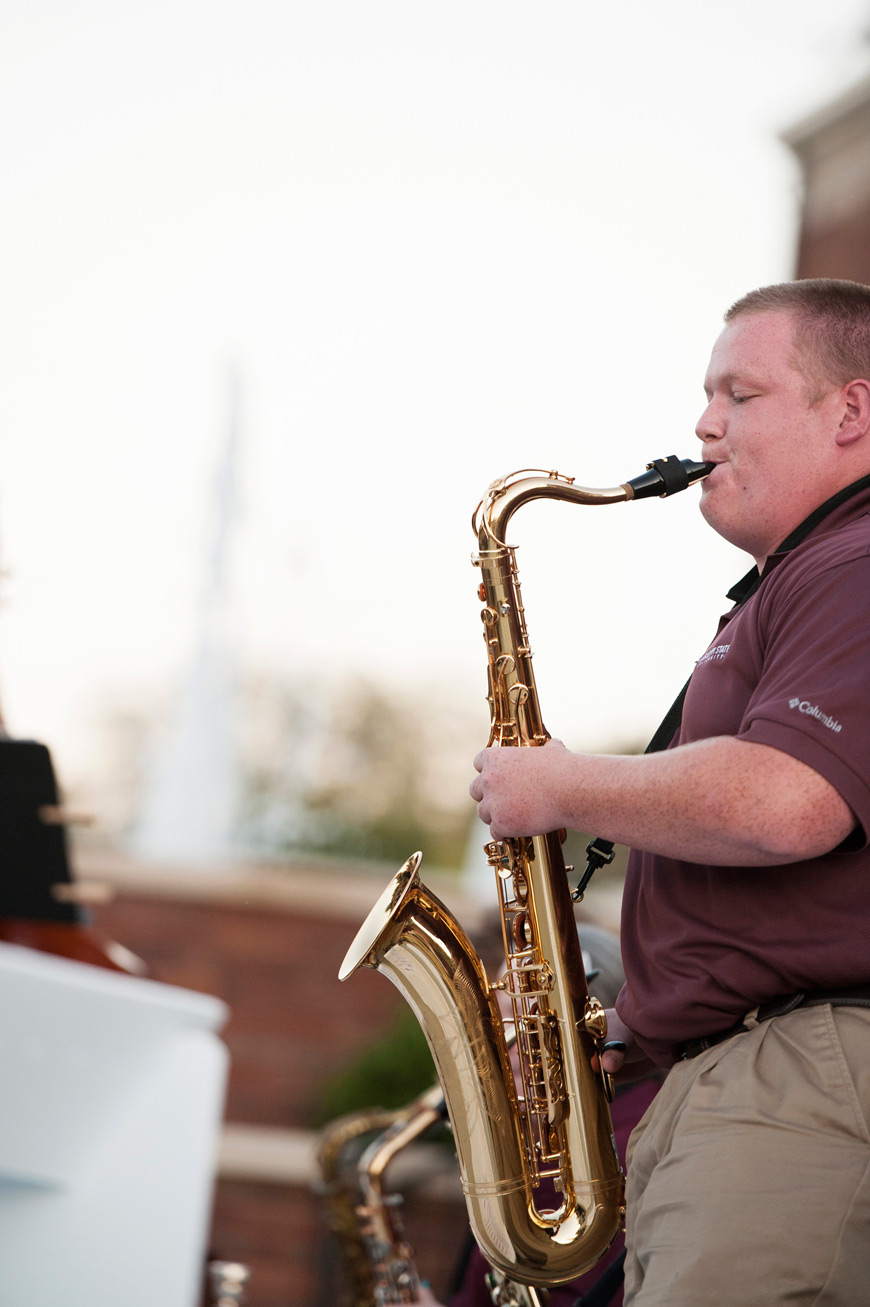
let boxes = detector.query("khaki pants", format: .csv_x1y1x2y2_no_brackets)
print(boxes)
624,1005,870,1305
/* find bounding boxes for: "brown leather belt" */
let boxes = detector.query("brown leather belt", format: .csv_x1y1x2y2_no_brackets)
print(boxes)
680,985,870,1060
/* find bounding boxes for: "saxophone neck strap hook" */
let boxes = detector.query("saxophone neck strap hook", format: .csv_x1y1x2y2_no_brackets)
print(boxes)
572,839,616,902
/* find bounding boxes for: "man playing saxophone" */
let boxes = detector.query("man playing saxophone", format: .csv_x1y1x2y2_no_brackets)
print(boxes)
470,279,870,1305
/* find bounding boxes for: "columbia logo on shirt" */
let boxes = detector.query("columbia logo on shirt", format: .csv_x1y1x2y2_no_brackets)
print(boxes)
788,698,842,733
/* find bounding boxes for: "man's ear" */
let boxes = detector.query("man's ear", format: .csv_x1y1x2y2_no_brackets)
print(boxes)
835,379,870,447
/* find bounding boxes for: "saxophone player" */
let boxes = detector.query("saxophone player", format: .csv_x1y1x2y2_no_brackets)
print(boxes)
471,280,870,1305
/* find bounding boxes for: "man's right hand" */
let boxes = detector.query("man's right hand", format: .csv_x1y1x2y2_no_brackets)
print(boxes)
597,1008,659,1083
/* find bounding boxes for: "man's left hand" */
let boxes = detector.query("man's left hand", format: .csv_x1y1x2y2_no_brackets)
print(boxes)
470,740,572,839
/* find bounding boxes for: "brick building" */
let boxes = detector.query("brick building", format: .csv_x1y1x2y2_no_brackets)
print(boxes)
81,850,482,1307
785,78,870,281
73,839,623,1307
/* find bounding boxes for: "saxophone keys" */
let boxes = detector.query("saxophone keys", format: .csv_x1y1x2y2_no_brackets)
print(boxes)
508,683,529,707
583,998,608,1043
583,999,617,1104
484,839,509,868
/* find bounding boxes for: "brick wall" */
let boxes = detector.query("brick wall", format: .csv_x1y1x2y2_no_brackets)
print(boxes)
786,81,870,282
95,888,402,1129
85,856,479,1307
79,850,621,1307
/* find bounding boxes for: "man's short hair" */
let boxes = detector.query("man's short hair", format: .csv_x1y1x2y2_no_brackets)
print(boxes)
726,278,870,401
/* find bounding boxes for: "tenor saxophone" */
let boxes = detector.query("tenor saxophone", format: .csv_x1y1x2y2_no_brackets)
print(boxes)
340,457,710,1288
316,1106,407,1307
355,1084,446,1304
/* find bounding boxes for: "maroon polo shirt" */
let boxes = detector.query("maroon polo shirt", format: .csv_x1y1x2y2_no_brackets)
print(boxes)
618,484,870,1066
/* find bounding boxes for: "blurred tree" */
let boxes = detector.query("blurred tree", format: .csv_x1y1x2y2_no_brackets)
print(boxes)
312,1006,437,1127
239,673,482,869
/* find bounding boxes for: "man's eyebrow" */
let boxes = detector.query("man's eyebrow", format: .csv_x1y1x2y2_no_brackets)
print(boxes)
704,370,763,393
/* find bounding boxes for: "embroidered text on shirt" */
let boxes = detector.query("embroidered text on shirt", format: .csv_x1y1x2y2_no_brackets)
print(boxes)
788,698,843,733
696,643,731,667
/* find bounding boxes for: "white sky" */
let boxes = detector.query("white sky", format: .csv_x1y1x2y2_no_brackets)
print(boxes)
1,0,869,817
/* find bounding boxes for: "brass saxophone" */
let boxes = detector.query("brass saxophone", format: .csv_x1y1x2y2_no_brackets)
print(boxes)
340,457,711,1289
316,1105,407,1307
355,1084,446,1304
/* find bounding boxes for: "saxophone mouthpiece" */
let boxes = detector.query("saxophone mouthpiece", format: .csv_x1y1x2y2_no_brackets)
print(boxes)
624,455,713,501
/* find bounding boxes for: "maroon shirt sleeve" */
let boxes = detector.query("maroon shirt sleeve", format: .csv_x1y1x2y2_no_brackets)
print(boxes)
737,552,870,840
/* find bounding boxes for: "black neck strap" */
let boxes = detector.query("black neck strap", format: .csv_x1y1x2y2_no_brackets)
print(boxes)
727,471,870,606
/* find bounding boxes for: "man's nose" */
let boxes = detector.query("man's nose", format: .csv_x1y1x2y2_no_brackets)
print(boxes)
695,398,723,442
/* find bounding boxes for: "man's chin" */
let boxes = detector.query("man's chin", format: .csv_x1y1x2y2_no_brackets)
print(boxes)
698,490,718,529
699,488,737,544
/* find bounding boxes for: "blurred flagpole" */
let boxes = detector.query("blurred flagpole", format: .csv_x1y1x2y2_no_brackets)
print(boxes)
132,365,243,866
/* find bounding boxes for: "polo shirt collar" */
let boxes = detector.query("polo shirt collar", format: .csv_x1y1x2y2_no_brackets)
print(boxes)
726,472,870,607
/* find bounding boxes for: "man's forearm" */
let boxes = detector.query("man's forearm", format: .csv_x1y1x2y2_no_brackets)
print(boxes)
471,737,856,865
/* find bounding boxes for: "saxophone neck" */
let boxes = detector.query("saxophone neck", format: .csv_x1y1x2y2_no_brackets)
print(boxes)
475,457,712,548
315,1107,411,1307
474,469,628,551
355,1091,446,1307
358,1085,446,1203
316,1107,405,1190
